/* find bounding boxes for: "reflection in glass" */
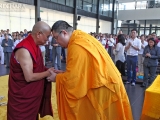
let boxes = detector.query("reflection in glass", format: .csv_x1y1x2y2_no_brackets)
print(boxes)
83,2,92,12
66,0,74,7
58,0,65,5
51,0,57,2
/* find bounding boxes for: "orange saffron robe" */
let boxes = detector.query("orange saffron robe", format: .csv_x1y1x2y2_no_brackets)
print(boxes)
56,30,133,120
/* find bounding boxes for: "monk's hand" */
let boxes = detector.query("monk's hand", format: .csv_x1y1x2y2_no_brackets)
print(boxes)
53,69,64,74
49,67,55,71
47,69,57,82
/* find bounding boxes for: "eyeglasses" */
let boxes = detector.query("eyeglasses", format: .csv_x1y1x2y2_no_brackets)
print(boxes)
40,32,50,39
53,31,62,40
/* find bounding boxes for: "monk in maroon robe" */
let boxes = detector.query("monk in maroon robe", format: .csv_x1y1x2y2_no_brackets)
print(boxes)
7,21,53,120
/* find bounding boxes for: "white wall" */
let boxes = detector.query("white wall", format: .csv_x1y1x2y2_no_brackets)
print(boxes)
99,20,111,33
0,4,35,32
77,15,96,33
0,3,111,34
41,8,73,27
118,8,160,20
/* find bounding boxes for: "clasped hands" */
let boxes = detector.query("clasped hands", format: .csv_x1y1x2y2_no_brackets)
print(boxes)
47,67,64,82
145,53,151,58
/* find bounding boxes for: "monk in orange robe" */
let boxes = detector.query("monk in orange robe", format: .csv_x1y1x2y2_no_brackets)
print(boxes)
47,20,133,120
7,21,53,120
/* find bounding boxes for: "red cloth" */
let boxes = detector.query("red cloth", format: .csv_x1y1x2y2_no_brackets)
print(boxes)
105,39,109,49
7,34,53,120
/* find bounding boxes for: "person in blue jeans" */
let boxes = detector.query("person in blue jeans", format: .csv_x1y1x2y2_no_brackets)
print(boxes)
141,38,160,87
125,29,141,86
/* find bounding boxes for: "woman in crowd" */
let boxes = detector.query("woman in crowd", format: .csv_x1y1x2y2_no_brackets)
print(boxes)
114,34,126,76
141,38,160,87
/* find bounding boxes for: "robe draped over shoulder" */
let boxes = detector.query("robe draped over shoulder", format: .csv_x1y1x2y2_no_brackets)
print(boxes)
56,30,133,120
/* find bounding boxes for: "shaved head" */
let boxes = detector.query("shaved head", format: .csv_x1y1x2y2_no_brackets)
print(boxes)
32,21,51,34
31,21,51,45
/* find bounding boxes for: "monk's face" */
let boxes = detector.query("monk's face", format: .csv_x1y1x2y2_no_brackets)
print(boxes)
37,30,51,45
52,30,70,48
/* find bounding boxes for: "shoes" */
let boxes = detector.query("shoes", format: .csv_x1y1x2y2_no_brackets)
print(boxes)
131,82,135,86
141,83,146,87
125,81,130,84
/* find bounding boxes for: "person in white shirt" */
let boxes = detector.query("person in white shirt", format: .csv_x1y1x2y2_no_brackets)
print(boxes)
125,29,141,86
0,35,4,64
115,34,126,76
99,36,106,48
138,35,148,75
13,34,23,49
39,45,46,65
48,34,53,62
108,34,115,58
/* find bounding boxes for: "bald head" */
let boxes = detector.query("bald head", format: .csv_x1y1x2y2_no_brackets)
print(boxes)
31,21,51,45
32,21,51,34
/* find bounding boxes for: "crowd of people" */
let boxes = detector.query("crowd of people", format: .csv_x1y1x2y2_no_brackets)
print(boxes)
0,21,160,119
0,29,66,70
93,30,160,87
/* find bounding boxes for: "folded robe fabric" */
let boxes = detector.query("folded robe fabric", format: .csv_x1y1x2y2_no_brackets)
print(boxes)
56,30,133,120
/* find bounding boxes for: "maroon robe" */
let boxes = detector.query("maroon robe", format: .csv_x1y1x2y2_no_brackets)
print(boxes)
7,35,53,120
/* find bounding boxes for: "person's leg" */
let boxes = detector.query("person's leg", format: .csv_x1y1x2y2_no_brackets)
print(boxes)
6,52,9,67
131,56,138,85
8,52,12,67
149,66,157,85
52,48,56,67
138,54,141,74
126,56,131,83
141,56,144,74
50,49,53,62
61,48,66,61
56,47,62,70
141,65,149,87
108,46,111,57
116,60,121,73
121,61,126,76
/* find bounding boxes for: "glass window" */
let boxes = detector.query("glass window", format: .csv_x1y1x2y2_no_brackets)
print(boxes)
120,2,135,10
86,0,92,3
93,0,97,5
51,0,58,3
58,0,65,5
109,0,113,17
102,0,109,16
66,0,74,7
140,28,145,35
136,1,147,9
77,0,83,9
157,30,160,36
99,0,103,15
83,2,92,12
92,5,97,13
146,20,151,27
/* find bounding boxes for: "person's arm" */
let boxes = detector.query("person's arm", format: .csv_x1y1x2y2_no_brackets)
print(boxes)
1,40,6,47
15,48,51,82
150,47,160,59
142,46,147,57
125,41,131,51
115,43,120,52
51,38,58,47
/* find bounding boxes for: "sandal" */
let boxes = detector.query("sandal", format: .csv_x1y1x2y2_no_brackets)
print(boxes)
0,102,7,106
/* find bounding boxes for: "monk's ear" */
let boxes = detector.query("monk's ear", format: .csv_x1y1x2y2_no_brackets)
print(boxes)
37,32,41,39
62,30,67,35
